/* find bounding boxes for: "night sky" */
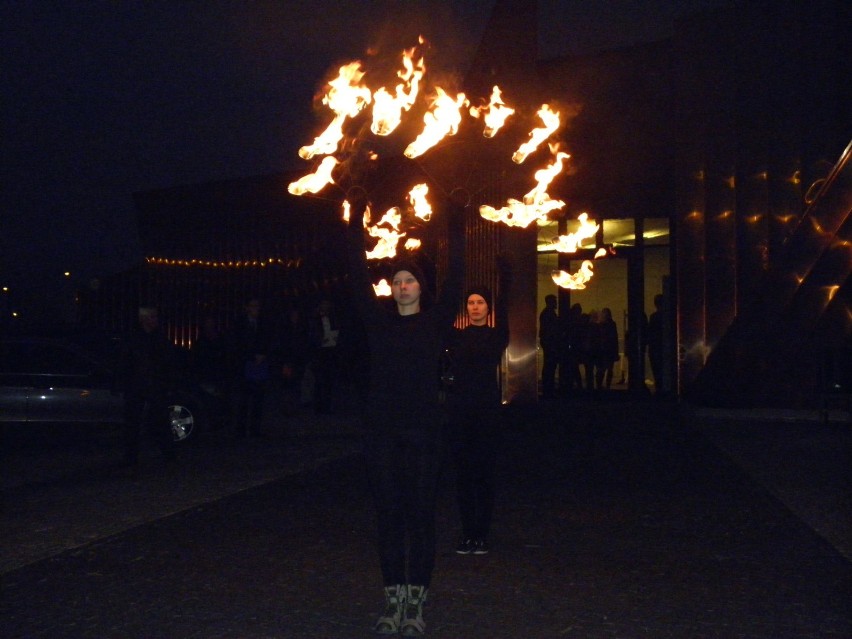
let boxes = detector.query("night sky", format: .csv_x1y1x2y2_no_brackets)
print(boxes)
1,0,730,298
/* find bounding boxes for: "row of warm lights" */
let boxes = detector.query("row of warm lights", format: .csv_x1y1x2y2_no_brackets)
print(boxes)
689,210,800,225
694,170,800,185
145,257,303,268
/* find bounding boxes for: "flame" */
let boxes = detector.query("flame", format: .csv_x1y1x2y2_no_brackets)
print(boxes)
365,206,405,259
594,247,607,258
374,206,402,231
469,85,515,138
552,261,594,289
408,183,432,221
480,198,558,228
366,229,404,260
299,62,372,159
362,197,430,259
297,116,347,160
512,104,561,164
371,45,425,136
288,156,338,195
478,151,570,228
373,278,392,296
290,39,605,291
524,151,569,205
404,87,468,158
550,212,599,252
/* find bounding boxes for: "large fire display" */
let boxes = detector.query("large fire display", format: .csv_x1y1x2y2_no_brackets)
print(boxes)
288,36,608,293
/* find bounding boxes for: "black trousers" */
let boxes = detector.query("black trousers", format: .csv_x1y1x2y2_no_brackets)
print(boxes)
450,406,499,541
363,429,443,587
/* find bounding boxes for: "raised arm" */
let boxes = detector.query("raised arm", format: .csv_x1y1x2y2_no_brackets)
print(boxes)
345,197,381,320
436,196,467,313
494,252,512,350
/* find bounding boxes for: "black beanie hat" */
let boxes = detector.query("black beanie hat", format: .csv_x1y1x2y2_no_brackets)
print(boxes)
465,285,493,313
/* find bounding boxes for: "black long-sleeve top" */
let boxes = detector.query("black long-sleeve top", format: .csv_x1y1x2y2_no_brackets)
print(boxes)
346,199,465,434
446,274,510,411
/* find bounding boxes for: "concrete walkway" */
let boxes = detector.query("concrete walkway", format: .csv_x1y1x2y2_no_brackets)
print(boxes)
1,391,849,638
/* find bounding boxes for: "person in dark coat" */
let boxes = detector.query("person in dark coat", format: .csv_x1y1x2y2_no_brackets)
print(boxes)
227,297,272,437
538,294,560,398
562,302,585,394
595,307,619,390
121,306,177,472
446,255,511,557
346,194,464,636
647,293,666,395
307,298,343,414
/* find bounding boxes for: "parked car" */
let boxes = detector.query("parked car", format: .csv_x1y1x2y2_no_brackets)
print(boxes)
0,334,226,444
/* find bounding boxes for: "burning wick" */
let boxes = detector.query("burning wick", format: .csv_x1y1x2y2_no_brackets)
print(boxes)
373,279,392,296
512,104,561,164
288,156,338,195
552,261,595,290
469,85,515,138
404,87,468,158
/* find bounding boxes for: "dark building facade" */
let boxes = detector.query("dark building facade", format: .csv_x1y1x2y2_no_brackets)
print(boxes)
81,0,850,407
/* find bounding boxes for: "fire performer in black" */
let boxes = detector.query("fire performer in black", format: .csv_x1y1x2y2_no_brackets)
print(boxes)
346,193,465,636
445,254,511,557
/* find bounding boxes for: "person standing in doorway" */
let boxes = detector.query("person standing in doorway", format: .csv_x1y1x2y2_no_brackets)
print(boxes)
595,307,619,391
623,309,648,390
647,293,666,396
562,302,585,394
346,193,464,636
538,294,560,398
446,255,511,557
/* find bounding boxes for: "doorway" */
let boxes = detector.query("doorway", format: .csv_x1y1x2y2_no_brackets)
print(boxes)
535,216,671,396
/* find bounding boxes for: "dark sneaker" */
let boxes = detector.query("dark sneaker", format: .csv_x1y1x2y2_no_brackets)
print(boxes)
455,539,475,555
472,539,490,555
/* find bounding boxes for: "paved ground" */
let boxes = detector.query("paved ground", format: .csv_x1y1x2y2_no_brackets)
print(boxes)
1,386,850,638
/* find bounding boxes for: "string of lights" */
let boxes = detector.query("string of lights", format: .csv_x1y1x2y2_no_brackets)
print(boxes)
145,257,303,269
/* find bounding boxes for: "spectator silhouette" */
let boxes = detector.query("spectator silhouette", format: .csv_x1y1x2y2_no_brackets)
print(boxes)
562,302,585,394
647,293,666,395
277,304,311,412
308,298,343,414
538,294,560,398
624,309,648,390
121,306,177,474
595,307,619,391
585,310,602,390
227,297,271,437
191,314,229,388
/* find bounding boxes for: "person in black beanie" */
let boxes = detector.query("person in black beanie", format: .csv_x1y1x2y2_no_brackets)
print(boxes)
346,193,465,636
445,254,512,556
